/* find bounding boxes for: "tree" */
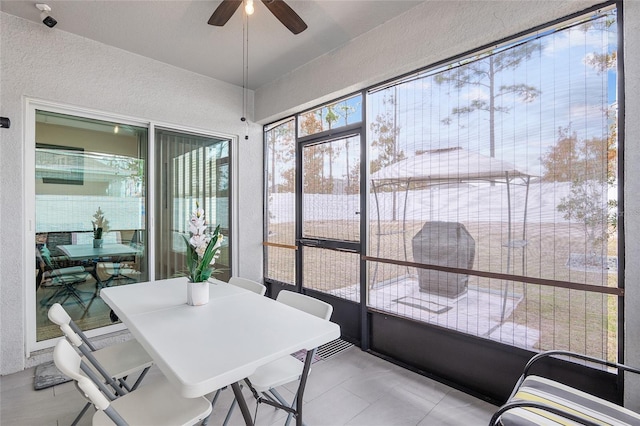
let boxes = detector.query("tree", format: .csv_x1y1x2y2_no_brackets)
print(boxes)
266,121,295,194
540,126,615,183
435,43,541,157
345,161,360,195
541,123,617,253
369,92,405,174
370,91,405,219
542,11,619,253
338,103,358,191
323,105,341,194
299,112,326,193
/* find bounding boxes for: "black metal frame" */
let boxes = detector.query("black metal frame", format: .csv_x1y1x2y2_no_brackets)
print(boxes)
262,0,624,405
490,350,640,425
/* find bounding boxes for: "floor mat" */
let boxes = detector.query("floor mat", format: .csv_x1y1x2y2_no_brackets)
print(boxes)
34,360,71,390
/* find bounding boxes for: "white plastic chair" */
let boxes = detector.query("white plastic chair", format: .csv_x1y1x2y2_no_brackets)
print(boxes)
53,339,212,426
228,276,267,296
229,291,333,426
48,303,154,425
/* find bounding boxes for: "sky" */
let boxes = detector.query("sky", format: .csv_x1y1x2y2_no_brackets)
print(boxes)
368,9,617,178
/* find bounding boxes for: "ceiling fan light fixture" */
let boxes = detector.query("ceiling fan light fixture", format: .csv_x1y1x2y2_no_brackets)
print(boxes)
244,0,254,16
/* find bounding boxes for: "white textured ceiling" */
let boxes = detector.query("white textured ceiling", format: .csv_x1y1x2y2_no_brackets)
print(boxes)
1,0,423,90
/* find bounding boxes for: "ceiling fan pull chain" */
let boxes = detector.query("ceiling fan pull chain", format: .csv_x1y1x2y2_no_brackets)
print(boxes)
241,3,249,140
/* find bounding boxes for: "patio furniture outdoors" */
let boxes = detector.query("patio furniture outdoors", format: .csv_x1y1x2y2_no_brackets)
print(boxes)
370,147,531,318
57,242,143,311
100,278,340,426
48,303,153,425
37,246,91,310
58,243,140,287
53,339,212,426
45,231,74,258
57,243,141,263
98,231,145,285
490,350,640,425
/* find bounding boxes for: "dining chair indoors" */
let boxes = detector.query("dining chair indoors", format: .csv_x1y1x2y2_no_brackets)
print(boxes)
228,276,267,296
48,303,154,425
227,290,333,426
53,339,212,426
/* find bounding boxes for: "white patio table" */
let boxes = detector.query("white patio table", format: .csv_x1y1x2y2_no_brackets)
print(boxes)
100,278,340,426
58,243,141,261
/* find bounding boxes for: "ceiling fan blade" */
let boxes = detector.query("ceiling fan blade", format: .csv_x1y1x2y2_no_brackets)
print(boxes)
208,0,242,26
261,0,308,34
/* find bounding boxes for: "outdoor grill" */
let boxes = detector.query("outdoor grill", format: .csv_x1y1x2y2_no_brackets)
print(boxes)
412,221,476,299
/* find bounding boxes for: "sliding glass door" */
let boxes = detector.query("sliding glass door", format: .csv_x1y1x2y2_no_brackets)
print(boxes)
154,128,231,282
32,109,233,347
34,110,148,342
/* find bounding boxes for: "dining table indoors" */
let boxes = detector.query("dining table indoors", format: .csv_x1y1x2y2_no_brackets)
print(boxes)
100,278,341,426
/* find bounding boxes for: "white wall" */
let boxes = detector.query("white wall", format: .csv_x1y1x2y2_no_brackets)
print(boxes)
255,0,640,410
0,12,264,374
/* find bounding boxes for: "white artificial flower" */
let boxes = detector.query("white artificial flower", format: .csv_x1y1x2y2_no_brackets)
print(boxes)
189,222,207,236
186,202,222,281
213,234,224,250
190,234,209,251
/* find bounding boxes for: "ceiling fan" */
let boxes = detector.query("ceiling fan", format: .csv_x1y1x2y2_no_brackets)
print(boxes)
208,0,308,34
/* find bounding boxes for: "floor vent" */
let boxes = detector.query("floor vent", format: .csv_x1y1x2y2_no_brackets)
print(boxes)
316,338,353,360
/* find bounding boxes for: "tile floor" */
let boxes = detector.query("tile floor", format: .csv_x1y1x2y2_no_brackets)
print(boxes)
0,346,498,426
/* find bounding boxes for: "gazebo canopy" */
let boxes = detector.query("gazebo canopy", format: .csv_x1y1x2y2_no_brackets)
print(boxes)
370,147,530,184
369,147,532,320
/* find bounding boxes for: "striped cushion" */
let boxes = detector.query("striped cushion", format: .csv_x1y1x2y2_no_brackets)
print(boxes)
499,375,640,426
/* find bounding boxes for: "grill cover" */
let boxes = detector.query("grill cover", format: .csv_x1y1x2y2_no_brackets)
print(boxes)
412,221,475,298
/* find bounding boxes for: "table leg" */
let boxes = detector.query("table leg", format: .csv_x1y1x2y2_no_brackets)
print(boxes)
231,381,254,426
294,350,316,426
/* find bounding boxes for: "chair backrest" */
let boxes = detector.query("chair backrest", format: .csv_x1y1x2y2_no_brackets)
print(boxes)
54,340,124,423
39,246,55,270
276,291,333,320
229,276,266,296
48,303,88,348
49,303,128,397
46,232,72,257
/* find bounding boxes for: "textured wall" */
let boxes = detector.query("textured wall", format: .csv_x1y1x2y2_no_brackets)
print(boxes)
0,12,264,375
